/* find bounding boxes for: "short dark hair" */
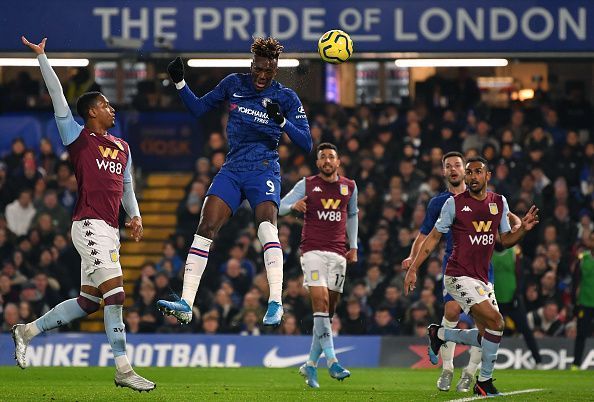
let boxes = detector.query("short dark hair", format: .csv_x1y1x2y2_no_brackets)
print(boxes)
251,37,283,59
442,151,464,166
76,91,102,121
317,142,338,155
466,156,489,169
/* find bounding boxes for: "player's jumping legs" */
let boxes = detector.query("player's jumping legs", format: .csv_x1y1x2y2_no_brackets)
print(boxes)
437,300,460,391
158,195,230,324
12,285,101,369
255,202,284,326
100,276,155,392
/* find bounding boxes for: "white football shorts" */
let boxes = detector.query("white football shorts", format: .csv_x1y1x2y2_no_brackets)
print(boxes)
300,250,347,293
444,275,499,314
71,219,122,288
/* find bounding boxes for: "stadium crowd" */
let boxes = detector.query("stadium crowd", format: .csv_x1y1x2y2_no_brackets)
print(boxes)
0,70,593,343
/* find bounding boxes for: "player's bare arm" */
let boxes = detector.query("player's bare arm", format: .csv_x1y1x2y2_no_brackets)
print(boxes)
402,233,427,270
404,228,442,295
500,205,539,248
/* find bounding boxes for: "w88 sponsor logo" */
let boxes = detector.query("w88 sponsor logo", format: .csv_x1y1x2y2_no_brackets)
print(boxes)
468,234,494,245
317,210,342,221
96,159,123,174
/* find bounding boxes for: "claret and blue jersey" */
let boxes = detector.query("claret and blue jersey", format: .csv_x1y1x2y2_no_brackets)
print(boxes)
420,191,497,300
177,73,311,213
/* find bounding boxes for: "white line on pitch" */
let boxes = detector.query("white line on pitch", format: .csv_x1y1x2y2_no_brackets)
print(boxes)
446,388,544,402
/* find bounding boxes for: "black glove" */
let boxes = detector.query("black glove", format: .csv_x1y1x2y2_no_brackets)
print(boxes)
266,102,285,125
167,56,184,84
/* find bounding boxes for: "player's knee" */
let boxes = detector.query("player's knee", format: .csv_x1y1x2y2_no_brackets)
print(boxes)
77,294,101,314
197,221,219,239
103,286,125,306
487,313,504,331
444,303,461,322
257,221,278,242
313,299,329,313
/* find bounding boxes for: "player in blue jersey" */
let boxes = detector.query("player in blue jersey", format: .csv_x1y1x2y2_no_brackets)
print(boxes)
403,151,520,392
157,38,312,326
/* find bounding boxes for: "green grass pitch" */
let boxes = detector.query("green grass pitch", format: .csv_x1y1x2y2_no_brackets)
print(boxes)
0,367,592,401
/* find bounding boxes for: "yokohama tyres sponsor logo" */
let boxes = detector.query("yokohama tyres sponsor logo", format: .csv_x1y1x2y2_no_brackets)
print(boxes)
237,106,268,119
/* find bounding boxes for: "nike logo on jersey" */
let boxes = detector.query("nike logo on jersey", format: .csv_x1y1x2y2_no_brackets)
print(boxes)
313,186,322,192
263,346,355,368
233,93,249,98
461,206,472,212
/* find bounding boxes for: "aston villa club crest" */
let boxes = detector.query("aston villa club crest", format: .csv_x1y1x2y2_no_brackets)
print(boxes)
114,140,124,151
262,98,271,108
340,184,348,196
489,203,498,215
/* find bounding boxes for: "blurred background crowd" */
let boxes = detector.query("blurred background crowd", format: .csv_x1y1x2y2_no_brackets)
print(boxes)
0,67,593,343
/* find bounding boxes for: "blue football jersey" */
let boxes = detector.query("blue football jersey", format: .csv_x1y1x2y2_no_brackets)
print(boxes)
178,73,311,172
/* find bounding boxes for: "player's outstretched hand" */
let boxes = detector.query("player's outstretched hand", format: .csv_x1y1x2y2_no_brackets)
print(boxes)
22,36,46,55
266,102,285,125
521,205,539,231
126,216,143,242
401,256,413,270
291,196,307,213
167,56,184,84
404,268,417,296
346,249,358,263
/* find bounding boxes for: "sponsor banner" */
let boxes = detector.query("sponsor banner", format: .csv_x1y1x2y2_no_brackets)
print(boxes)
1,1,593,53
125,112,203,172
380,337,594,370
0,334,380,367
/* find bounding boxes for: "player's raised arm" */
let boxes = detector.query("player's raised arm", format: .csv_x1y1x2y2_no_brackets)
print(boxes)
267,92,312,153
22,36,82,146
168,56,229,118
279,178,306,216
345,183,359,263
500,201,539,248
121,150,143,242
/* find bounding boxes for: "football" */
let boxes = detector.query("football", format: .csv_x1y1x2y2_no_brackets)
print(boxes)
318,29,353,64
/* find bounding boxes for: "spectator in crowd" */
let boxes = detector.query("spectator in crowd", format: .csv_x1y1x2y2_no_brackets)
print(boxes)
1,303,21,331
340,298,368,335
200,310,220,335
5,189,36,236
368,305,399,335
527,299,565,337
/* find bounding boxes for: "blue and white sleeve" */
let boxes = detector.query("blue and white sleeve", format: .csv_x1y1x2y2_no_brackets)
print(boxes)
38,54,82,145
435,196,455,234
280,91,312,152
499,196,512,234
279,178,306,216
420,197,440,235
121,150,140,218
347,184,359,249
176,74,233,118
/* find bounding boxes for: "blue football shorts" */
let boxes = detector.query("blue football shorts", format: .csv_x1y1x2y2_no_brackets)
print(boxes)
206,167,281,214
